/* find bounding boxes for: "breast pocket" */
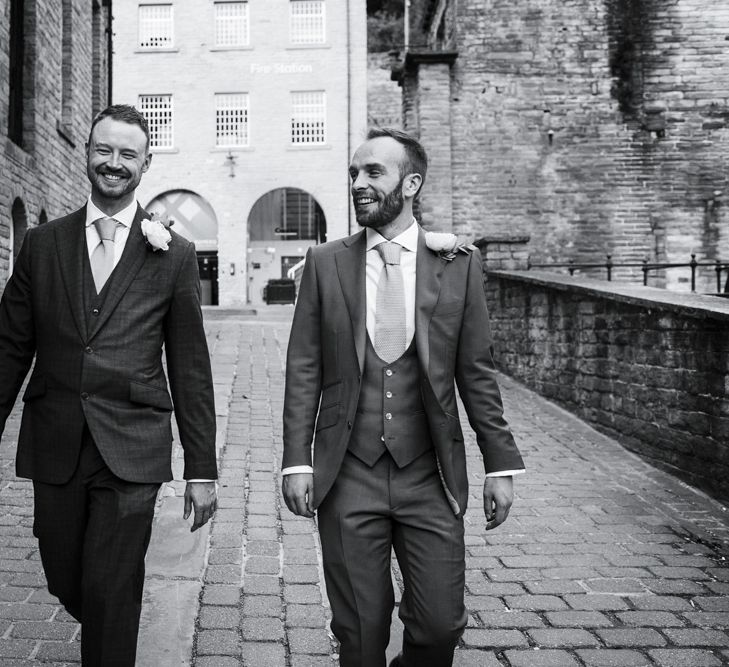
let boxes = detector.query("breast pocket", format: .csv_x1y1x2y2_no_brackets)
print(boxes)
433,299,463,317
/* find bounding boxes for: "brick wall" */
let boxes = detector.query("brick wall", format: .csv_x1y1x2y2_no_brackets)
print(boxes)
0,0,110,284
396,0,729,293
482,268,729,502
367,52,402,129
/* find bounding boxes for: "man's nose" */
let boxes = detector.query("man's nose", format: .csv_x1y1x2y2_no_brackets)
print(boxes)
107,152,122,168
351,173,367,190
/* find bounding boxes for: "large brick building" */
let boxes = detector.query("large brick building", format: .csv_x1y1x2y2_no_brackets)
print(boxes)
393,0,729,291
113,0,367,306
0,0,112,284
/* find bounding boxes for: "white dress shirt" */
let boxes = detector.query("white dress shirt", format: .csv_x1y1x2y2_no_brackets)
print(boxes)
283,220,524,479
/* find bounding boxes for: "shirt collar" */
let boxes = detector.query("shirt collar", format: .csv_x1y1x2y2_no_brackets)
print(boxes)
85,197,138,229
366,218,419,253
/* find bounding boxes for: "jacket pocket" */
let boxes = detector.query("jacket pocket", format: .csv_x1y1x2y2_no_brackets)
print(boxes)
22,375,47,402
129,380,173,411
316,381,342,431
433,299,463,317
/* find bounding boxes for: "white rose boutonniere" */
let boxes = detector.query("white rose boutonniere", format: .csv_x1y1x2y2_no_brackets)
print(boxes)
425,231,463,261
141,218,172,252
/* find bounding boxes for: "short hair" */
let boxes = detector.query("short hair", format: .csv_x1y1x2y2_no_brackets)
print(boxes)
87,104,150,150
366,127,428,197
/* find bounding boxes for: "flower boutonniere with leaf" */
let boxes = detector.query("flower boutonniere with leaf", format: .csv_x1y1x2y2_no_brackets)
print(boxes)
424,231,476,262
140,214,172,252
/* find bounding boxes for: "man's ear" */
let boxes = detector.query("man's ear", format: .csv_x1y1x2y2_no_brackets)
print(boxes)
402,173,422,199
142,152,153,173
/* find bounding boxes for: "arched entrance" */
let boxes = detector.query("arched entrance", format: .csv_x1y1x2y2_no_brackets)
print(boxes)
247,187,326,305
9,198,28,277
146,190,219,305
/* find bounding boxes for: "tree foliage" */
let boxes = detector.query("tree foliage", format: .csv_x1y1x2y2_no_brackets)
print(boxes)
367,0,404,53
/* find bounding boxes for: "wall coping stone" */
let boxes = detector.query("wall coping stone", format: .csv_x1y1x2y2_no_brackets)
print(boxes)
475,235,531,246
489,270,729,322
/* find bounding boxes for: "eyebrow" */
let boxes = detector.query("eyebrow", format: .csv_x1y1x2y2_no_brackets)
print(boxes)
349,161,388,172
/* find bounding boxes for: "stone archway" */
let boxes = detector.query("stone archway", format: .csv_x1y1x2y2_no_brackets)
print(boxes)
146,190,219,305
9,197,28,276
247,187,326,305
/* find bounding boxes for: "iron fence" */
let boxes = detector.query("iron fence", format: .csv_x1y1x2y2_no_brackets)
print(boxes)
527,254,729,295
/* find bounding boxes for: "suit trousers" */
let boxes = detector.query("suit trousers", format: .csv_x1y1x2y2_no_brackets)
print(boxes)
317,449,468,667
32,427,160,666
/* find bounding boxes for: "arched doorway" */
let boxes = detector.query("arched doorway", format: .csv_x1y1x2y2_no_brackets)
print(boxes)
146,190,219,305
9,198,28,277
38,209,48,225
247,187,326,305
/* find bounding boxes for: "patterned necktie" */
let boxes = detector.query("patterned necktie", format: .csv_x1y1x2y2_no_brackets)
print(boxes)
374,241,406,362
90,217,119,292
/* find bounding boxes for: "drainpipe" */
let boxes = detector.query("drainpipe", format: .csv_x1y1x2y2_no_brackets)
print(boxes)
346,0,352,235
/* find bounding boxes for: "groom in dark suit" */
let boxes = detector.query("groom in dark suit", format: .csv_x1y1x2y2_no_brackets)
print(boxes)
0,105,218,666
282,128,525,667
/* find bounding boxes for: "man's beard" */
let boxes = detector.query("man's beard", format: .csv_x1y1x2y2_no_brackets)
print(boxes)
354,177,405,229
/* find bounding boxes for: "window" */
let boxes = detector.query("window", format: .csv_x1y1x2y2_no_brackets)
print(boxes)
8,0,25,146
290,91,326,145
216,93,249,147
289,1,325,45
138,4,173,49
138,95,173,149
214,1,248,47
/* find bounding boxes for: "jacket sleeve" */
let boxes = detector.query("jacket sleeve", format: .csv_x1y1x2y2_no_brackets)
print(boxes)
282,247,322,469
0,229,36,435
163,241,218,479
454,250,525,474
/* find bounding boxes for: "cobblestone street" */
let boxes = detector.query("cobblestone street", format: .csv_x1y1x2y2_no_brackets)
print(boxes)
0,307,727,666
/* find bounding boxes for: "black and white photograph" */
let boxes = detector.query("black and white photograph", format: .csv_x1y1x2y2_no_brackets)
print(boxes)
0,0,727,665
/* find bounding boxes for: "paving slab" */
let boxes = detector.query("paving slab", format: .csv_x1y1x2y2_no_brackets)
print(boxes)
0,307,728,666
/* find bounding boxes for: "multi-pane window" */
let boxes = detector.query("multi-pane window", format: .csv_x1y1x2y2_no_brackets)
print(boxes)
138,95,173,149
214,2,249,47
138,4,174,49
290,91,326,145
289,1,325,45
216,93,249,147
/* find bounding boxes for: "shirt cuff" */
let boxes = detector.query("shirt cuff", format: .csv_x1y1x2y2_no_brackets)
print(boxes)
485,469,525,477
282,466,314,476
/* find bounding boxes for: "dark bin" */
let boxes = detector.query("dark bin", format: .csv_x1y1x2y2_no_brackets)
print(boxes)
264,278,296,304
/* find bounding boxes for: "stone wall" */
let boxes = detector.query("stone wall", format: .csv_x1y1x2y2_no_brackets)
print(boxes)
482,267,729,502
396,0,729,292
0,0,111,284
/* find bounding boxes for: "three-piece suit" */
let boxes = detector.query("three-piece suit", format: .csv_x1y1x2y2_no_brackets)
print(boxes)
0,203,217,665
283,224,524,666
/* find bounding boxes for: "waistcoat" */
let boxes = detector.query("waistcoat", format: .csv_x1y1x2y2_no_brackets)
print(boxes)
348,335,433,468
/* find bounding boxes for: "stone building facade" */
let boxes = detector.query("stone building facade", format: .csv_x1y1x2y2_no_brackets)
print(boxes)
0,0,112,284
392,0,729,292
113,0,367,306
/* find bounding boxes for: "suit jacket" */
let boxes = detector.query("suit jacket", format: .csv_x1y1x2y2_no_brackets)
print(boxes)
283,226,524,515
0,204,217,484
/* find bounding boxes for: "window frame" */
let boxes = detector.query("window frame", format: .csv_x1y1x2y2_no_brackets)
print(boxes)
138,3,175,50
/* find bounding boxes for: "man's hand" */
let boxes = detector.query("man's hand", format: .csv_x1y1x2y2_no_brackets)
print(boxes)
183,481,217,532
483,476,513,531
282,473,315,518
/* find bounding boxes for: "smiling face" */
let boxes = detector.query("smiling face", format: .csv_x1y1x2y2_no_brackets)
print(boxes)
349,137,421,237
86,117,151,214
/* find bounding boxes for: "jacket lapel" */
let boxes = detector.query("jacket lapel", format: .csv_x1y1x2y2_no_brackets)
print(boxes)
87,205,149,341
55,207,89,342
335,231,367,374
415,228,445,375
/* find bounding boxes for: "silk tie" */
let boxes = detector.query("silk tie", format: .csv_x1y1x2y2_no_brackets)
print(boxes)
374,241,406,362
90,217,119,292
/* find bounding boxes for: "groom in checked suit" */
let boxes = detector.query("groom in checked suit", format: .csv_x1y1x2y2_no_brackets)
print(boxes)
282,128,525,667
0,105,218,665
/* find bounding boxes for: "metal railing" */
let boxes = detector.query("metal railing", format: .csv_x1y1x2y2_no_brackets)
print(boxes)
527,254,729,294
